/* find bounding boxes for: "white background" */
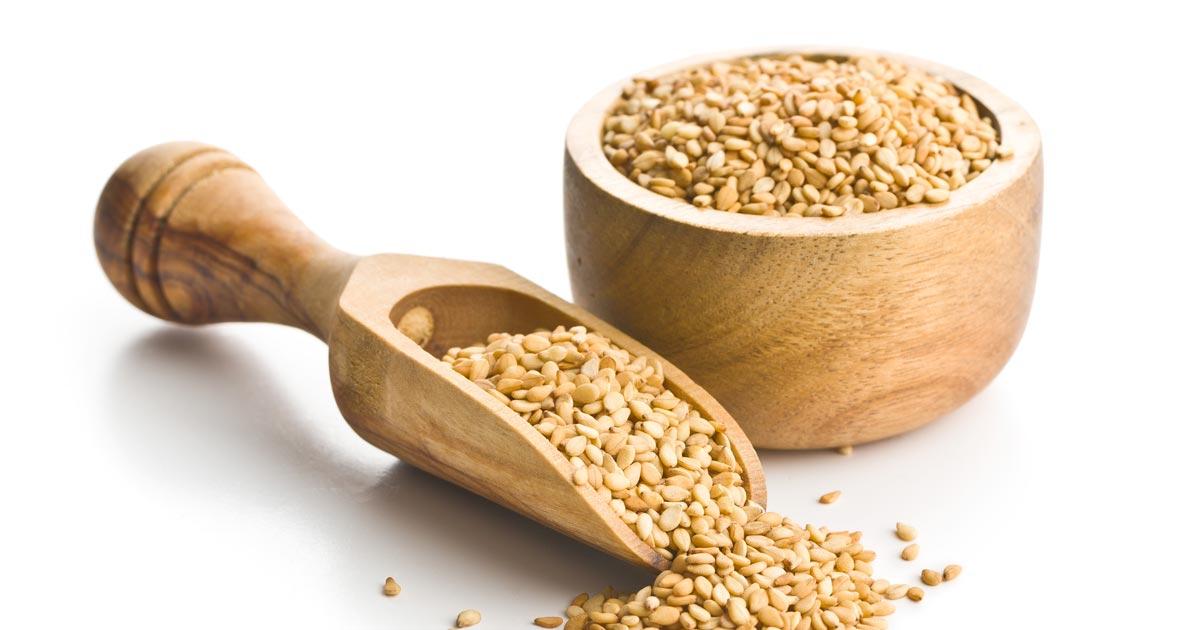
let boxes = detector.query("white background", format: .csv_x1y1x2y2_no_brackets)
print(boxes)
2,1,1197,628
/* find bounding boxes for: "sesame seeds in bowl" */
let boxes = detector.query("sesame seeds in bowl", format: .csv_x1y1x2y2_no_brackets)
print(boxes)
601,53,1011,219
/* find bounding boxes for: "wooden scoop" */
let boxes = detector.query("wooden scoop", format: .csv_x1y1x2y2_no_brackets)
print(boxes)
94,142,766,571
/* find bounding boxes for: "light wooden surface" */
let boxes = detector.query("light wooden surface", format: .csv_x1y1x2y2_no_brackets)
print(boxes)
565,47,1043,449
94,143,357,338
93,142,766,571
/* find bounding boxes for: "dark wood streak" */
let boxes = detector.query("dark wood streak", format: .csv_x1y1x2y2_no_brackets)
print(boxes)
158,228,320,333
95,142,356,339
141,162,256,322
94,143,218,315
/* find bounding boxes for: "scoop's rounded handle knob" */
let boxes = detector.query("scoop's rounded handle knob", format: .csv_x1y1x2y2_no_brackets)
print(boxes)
94,142,355,339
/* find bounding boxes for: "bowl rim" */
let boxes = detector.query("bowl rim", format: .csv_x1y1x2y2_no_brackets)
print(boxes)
566,46,1042,238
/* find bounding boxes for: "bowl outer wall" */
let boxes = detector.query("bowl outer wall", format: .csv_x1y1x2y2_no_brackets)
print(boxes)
563,48,1042,448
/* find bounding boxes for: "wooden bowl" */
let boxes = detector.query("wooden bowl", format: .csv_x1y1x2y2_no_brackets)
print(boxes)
564,48,1042,449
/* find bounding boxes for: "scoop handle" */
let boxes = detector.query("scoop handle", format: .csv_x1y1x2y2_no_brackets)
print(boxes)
94,142,357,340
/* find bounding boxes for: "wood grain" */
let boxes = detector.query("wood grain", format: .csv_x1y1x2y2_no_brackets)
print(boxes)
564,48,1043,449
94,143,766,571
95,142,357,338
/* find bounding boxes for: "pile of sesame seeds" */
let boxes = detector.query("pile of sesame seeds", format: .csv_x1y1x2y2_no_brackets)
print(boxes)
441,325,961,629
601,54,1011,218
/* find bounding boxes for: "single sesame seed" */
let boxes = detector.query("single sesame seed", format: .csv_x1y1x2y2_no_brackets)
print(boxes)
819,490,842,504
924,187,951,204
456,609,482,627
382,576,400,597
885,584,910,600
921,569,944,586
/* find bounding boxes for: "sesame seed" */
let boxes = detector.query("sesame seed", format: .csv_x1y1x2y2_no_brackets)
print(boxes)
456,609,482,627
921,569,944,586
382,576,400,597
